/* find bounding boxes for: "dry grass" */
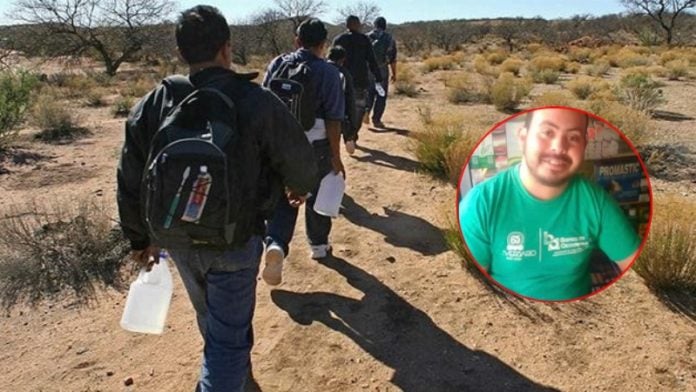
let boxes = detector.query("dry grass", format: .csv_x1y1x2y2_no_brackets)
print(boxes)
634,194,696,296
500,57,524,76
610,48,652,69
568,47,593,64
531,69,560,84
616,73,665,113
486,51,507,65
586,60,610,77
444,73,489,104
395,63,419,97
0,198,130,310
112,96,134,118
664,59,690,80
412,109,486,185
584,99,651,146
566,76,608,100
531,90,576,107
423,55,459,72
490,72,531,112
530,53,567,72
31,90,89,143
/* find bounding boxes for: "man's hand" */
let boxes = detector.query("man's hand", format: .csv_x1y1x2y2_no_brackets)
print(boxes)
390,73,396,83
331,156,345,178
286,190,308,208
130,245,160,272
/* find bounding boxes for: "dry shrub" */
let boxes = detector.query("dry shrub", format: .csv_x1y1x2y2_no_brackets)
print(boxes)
659,50,681,65
610,48,651,68
566,76,607,100
586,60,610,77
83,88,106,107
423,55,458,72
451,51,467,64
500,57,524,76
486,51,507,65
473,54,499,77
125,76,157,98
112,96,134,118
565,62,581,74
0,198,130,309
31,91,88,142
634,194,696,295
530,53,566,72
584,99,650,146
526,43,544,53
444,73,489,104
531,69,560,84
531,90,575,107
490,72,531,112
568,47,593,64
665,59,690,80
395,63,419,97
412,109,486,184
616,73,665,113
48,73,96,98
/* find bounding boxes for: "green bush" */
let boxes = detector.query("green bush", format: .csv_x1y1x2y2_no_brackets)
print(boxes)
0,70,38,148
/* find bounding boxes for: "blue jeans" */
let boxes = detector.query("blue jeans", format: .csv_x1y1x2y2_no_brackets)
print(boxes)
168,236,263,392
265,141,333,256
366,66,389,123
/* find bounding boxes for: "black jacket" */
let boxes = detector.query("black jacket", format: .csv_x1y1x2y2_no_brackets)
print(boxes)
117,67,318,250
332,30,383,89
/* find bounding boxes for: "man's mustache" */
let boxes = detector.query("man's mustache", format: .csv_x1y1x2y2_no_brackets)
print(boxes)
540,153,572,164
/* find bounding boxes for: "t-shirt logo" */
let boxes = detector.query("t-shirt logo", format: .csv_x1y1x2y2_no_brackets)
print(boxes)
544,231,561,251
507,232,524,251
503,231,537,260
543,231,591,257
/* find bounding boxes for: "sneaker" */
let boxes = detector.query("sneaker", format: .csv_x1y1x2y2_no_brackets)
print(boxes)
345,140,356,155
262,243,285,285
310,244,332,260
362,112,370,124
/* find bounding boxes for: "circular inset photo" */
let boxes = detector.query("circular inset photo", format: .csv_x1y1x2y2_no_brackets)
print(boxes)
456,106,652,302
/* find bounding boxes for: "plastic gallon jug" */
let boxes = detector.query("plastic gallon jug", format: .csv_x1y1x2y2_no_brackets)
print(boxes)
120,251,173,334
313,172,345,218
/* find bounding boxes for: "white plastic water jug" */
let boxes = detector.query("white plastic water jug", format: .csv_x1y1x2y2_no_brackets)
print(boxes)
120,251,173,334
313,172,345,218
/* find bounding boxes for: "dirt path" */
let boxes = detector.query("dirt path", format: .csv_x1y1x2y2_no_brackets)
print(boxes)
0,77,695,391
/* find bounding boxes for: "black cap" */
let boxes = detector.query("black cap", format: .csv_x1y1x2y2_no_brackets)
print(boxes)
296,18,328,48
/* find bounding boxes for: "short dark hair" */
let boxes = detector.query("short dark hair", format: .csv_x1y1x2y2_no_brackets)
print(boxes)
374,17,387,29
328,45,346,62
296,18,328,48
176,5,230,64
524,109,590,137
346,15,360,27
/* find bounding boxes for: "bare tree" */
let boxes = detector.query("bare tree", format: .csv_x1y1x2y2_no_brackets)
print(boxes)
335,1,381,27
273,0,326,30
10,0,175,75
252,8,292,57
621,0,696,45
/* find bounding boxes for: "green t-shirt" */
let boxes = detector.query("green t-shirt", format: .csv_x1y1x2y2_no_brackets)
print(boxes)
459,165,640,301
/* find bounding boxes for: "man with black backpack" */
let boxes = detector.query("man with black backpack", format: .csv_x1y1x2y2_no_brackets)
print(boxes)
333,15,383,141
261,18,345,286
366,16,397,129
117,5,317,391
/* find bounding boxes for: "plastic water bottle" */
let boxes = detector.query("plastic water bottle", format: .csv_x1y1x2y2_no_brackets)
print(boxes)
313,172,346,218
120,250,173,334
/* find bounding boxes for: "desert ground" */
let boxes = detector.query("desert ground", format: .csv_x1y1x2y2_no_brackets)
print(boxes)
0,51,695,392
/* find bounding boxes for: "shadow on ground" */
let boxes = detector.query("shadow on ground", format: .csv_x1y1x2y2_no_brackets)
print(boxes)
352,145,420,173
271,255,561,392
367,125,411,136
341,194,448,256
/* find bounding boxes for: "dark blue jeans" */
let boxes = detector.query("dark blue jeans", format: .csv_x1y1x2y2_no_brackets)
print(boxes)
366,66,390,123
168,236,263,392
265,140,333,256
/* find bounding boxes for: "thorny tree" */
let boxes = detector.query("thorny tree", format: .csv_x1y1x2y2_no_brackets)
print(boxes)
621,0,696,45
11,0,175,75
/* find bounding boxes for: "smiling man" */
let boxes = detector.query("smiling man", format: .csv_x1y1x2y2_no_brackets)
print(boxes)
459,107,641,301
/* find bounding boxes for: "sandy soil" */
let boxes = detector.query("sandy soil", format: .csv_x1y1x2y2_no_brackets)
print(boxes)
0,62,694,392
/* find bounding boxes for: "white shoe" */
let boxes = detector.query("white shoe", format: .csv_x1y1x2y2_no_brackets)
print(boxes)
310,244,332,260
262,244,285,286
345,141,356,155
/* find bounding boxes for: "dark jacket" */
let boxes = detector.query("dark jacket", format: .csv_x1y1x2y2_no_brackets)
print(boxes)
329,61,358,141
332,30,383,89
117,67,318,250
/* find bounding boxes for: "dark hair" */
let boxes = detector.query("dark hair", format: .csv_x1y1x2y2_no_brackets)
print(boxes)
346,15,360,27
524,109,589,137
296,18,328,48
328,45,346,61
176,5,230,64
374,16,387,30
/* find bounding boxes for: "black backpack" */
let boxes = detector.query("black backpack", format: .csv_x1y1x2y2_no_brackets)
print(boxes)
267,57,317,130
143,75,249,249
371,31,391,67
